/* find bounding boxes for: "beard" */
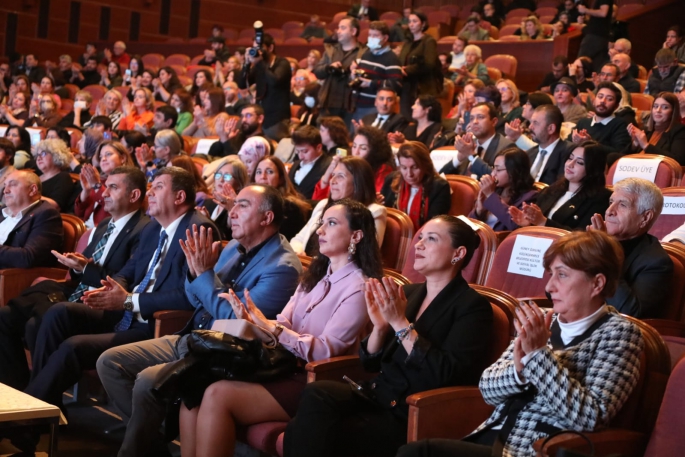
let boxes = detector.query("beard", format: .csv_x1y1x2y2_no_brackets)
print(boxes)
241,121,259,136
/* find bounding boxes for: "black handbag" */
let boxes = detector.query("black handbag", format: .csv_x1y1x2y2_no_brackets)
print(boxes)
152,330,298,408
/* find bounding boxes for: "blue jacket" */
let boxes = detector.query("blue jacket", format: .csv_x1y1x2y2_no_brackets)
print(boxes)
183,232,302,333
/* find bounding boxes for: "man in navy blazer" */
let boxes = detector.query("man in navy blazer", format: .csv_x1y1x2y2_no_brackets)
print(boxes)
0,167,149,391
13,168,218,438
98,185,302,457
0,170,63,269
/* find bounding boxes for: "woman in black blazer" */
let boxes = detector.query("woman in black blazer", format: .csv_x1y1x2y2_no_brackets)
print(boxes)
284,215,493,457
623,92,685,165
380,141,451,231
509,140,611,231
389,95,444,150
398,11,440,119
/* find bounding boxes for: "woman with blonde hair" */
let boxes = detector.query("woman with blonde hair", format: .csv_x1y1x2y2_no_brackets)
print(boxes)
496,78,524,133
28,94,62,129
183,87,229,138
118,88,154,132
75,140,135,226
87,89,124,130
33,139,77,211
451,44,489,87
521,15,546,40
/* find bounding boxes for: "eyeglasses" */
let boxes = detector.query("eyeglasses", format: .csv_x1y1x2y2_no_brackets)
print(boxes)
215,172,233,182
36,150,50,158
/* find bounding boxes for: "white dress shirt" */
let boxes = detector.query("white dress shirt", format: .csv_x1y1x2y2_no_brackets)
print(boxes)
294,154,322,185
0,200,40,245
530,138,560,181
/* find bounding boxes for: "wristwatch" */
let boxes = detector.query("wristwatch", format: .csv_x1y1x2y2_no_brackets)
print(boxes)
123,294,134,312
273,323,284,338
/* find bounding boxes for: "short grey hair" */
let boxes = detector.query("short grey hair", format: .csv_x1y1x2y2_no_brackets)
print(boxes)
34,138,74,169
614,177,664,227
59,54,72,64
154,129,182,156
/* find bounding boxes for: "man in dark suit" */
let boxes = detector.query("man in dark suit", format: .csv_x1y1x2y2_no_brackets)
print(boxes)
588,177,673,319
18,167,218,429
358,87,408,134
98,185,302,457
527,105,574,185
288,125,333,200
0,167,149,392
439,103,514,179
348,0,379,21
23,53,46,85
0,170,63,269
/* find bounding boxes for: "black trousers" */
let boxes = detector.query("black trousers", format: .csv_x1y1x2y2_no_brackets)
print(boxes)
0,305,33,389
24,301,149,407
578,34,610,72
397,439,493,457
283,380,407,457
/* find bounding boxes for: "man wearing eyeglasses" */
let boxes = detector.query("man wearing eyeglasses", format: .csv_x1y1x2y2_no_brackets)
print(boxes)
208,104,270,159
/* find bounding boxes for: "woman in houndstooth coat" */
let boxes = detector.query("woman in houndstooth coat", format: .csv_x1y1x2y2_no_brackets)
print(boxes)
398,230,645,457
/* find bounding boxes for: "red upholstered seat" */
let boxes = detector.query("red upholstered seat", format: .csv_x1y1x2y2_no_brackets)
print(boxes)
650,187,685,239
484,54,518,80
483,226,569,298
645,353,685,456
380,208,414,271
607,154,682,188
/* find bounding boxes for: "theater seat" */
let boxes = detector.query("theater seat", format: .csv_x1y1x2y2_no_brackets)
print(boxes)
649,187,685,239
607,154,682,188
484,54,518,80
380,208,414,271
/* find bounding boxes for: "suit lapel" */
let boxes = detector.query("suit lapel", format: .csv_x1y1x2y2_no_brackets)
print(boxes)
233,235,277,284
102,210,143,268
11,201,43,234
484,135,501,165
152,211,193,290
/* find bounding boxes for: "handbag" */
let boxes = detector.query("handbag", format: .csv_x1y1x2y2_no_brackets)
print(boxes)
210,318,278,348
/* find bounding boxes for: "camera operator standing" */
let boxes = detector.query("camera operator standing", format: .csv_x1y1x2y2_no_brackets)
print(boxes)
239,27,292,142
350,21,403,122
313,17,364,129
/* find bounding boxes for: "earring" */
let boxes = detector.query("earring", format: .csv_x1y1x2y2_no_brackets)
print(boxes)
348,242,356,261
451,256,462,265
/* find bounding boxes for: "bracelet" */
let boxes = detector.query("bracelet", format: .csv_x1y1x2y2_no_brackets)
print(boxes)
395,323,414,342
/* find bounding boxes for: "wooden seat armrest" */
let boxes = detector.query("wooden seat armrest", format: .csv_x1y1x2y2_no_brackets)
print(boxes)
0,267,69,306
532,429,647,457
305,355,374,382
643,319,685,337
153,310,193,338
406,386,493,442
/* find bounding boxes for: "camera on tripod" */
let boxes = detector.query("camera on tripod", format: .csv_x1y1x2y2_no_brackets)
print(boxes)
248,21,264,58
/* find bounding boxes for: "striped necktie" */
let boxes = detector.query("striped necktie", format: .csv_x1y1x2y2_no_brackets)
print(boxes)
68,222,116,302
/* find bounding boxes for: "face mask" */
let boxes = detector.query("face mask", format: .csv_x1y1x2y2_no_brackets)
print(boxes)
367,37,381,50
304,96,316,108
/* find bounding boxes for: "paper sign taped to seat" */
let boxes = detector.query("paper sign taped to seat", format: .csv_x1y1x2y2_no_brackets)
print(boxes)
612,157,661,184
662,196,685,215
430,149,458,173
506,235,554,278
26,128,43,146
195,138,219,155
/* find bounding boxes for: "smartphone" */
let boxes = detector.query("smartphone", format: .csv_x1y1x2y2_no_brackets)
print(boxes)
103,131,112,140
74,101,87,109
125,69,132,76
336,148,347,157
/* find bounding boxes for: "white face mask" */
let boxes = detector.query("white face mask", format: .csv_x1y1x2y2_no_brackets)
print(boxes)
304,96,316,108
367,37,382,50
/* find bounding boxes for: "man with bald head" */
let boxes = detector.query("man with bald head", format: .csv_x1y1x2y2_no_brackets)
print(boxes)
611,52,641,93
0,170,63,269
608,38,639,78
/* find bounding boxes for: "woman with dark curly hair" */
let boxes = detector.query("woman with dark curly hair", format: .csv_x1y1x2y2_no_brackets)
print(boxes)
4,125,33,169
389,95,443,149
190,69,214,99
319,116,351,156
509,140,611,231
178,199,383,457
381,141,450,230
471,146,537,231
153,66,184,103
100,61,123,89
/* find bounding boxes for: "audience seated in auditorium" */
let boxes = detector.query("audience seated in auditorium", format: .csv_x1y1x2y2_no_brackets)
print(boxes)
103,41,131,67
356,86,409,134
348,0,379,21
183,87,229,138
555,0,580,24
318,116,351,157
10,169,149,424
118,88,155,133
198,37,230,67
511,140,611,231
169,156,209,205
127,69,156,102
526,104,574,185
645,48,685,96
4,125,33,170
440,102,514,179
381,142,450,231
551,77,587,124
152,67,183,103
448,79,484,133
481,3,502,29
97,184,301,457
33,139,76,212
471,147,538,231
0,139,17,196
72,56,101,89
58,90,93,129
538,56,569,94
301,15,329,40
210,104,267,158
568,57,595,93
123,55,144,86
291,156,386,255
100,61,123,90
459,15,491,42
135,129,183,180
287,125,332,200
588,177,673,318
398,11,440,120
495,79,524,134
397,230,643,457
198,156,248,241
663,25,685,64
520,16,547,41
622,92,685,165
221,82,247,117
293,82,321,127
286,215,493,457
0,90,30,127
85,90,123,131
570,82,631,152
611,53,640,94
389,95,443,149
180,198,381,456
75,141,134,228
27,94,62,129
77,42,103,67
31,76,62,110
451,44,490,88
238,136,271,177
20,54,46,85
447,36,467,76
